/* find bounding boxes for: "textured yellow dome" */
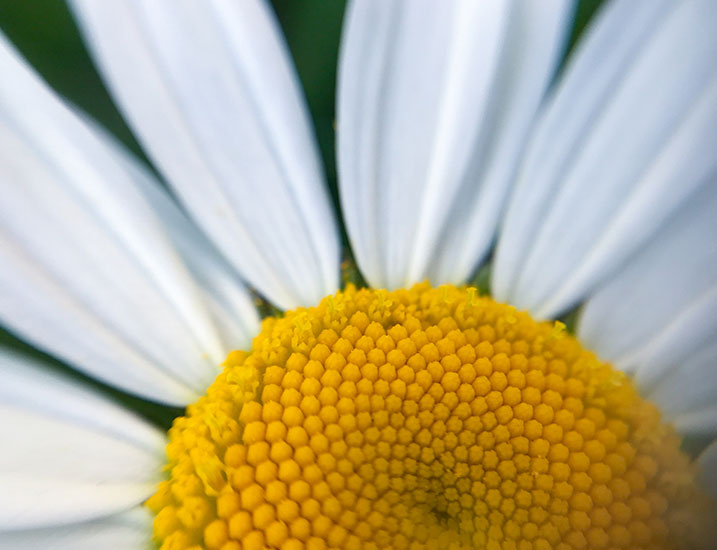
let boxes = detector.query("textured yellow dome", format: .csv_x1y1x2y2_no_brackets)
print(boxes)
148,284,714,550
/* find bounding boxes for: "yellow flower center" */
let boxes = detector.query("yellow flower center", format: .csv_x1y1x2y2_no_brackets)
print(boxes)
147,284,714,550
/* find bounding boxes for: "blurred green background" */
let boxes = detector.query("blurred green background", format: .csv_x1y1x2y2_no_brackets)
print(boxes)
0,0,606,428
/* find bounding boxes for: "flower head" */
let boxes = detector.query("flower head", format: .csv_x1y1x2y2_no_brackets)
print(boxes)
0,1,716,549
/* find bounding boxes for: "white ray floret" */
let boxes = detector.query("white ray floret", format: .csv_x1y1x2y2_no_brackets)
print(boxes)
493,0,717,318
337,0,573,289
651,342,717,435
0,35,257,406
103,123,261,352
578,185,717,434
0,507,152,550
69,0,340,309
0,349,165,531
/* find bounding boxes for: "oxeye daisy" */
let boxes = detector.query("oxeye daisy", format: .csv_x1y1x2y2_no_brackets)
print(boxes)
1,0,716,549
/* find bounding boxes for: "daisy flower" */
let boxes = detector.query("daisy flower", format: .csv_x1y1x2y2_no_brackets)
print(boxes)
1,0,716,548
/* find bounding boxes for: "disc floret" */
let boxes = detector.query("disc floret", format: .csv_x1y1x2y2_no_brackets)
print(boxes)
148,284,714,550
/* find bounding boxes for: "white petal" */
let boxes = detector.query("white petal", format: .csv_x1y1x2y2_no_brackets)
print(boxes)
0,349,165,530
633,286,717,389
647,342,717,435
0,507,152,550
577,185,717,373
337,0,573,289
493,0,717,317
697,440,717,501
69,0,340,309
96,120,261,351
0,35,245,405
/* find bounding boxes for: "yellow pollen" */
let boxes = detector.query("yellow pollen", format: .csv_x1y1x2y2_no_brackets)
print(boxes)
148,284,715,550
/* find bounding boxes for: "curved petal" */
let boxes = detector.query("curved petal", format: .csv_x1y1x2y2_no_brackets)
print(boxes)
0,349,165,530
576,182,717,433
493,0,717,318
337,0,573,289
0,34,255,405
0,507,152,549
102,122,260,352
648,341,717,435
69,0,340,309
697,440,717,501
577,185,717,370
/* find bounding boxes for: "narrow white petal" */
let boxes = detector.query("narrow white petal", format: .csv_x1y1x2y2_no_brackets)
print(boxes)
632,287,717,390
0,507,152,550
697,440,717,501
648,342,717,426
69,0,340,309
338,0,573,289
577,183,717,434
577,185,717,373
493,0,717,317
0,350,165,530
0,35,250,405
427,1,575,285
103,122,261,351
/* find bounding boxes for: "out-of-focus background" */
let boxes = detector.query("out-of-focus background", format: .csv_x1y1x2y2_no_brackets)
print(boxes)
0,0,605,426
